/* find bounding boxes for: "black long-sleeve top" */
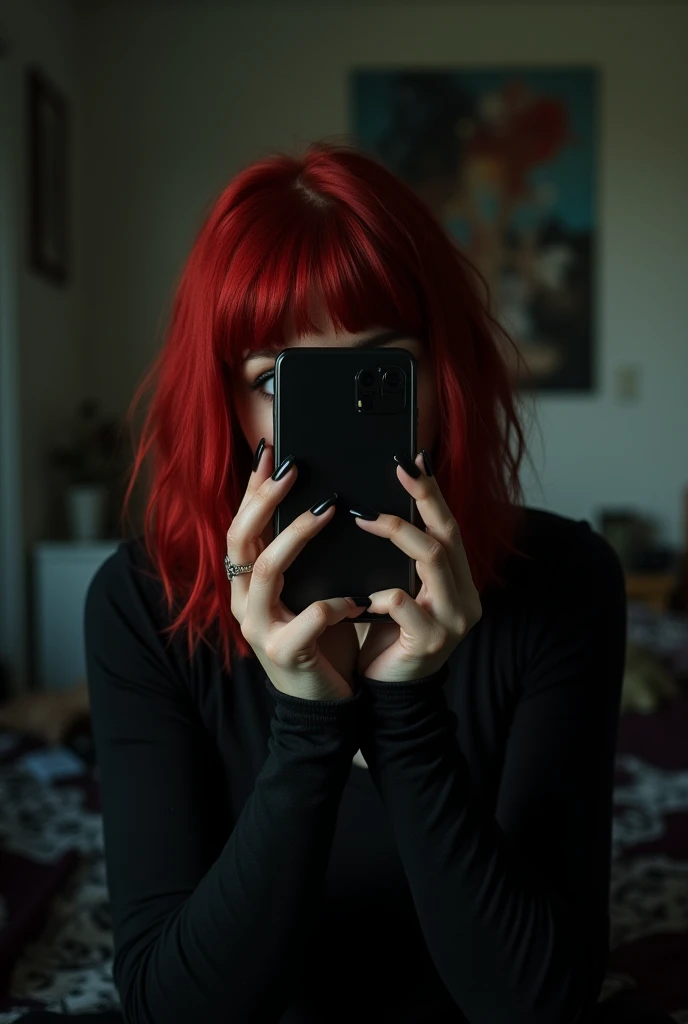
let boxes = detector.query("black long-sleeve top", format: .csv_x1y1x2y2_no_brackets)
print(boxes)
84,507,626,1024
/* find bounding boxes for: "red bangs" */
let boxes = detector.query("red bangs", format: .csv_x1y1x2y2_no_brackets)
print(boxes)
219,174,425,367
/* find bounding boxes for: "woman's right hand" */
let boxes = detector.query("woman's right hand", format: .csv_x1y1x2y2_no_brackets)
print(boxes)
226,442,369,702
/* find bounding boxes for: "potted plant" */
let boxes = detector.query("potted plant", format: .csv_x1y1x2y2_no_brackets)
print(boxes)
48,399,121,541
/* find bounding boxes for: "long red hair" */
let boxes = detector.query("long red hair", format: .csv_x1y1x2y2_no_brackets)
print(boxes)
119,142,527,675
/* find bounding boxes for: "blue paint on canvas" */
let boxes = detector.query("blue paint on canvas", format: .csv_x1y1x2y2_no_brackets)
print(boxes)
352,69,596,233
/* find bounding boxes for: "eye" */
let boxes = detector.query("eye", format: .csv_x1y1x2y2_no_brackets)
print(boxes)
249,369,274,403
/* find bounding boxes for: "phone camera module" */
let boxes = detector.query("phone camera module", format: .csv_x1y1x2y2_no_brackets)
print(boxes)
356,363,406,415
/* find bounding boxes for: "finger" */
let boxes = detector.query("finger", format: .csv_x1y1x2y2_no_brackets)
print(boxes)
366,588,437,644
245,495,339,627
394,451,474,589
273,596,368,663
236,438,274,517
352,507,460,618
390,456,483,638
236,442,279,556
226,454,298,613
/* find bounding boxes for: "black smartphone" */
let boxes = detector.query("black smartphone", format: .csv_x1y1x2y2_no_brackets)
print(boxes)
272,346,420,623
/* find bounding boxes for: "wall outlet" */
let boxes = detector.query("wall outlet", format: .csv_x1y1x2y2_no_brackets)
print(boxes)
615,364,641,402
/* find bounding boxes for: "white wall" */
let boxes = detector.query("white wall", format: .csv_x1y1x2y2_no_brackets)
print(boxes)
0,0,84,691
1,0,85,543
77,1,688,544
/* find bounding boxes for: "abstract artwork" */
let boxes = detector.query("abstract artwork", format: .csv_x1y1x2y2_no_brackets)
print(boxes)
352,69,598,391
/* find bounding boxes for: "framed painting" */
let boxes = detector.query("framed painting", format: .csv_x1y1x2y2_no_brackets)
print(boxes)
27,68,69,285
352,68,599,392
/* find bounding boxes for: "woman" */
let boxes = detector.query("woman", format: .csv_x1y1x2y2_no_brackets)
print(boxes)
34,144,674,1024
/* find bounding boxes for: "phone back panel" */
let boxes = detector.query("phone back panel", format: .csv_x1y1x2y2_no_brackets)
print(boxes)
273,347,420,622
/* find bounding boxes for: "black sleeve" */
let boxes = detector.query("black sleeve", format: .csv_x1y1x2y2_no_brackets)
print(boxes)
84,547,363,1024
354,524,626,1024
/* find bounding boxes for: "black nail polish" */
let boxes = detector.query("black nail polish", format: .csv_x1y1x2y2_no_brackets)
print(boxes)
420,448,434,478
310,493,337,516
349,504,380,521
350,597,372,608
394,453,422,479
252,437,266,473
271,454,296,481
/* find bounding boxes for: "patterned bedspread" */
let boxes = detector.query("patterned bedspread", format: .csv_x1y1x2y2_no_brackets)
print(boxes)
0,681,687,1021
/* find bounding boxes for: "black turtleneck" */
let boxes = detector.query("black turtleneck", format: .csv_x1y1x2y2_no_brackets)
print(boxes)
84,507,626,1024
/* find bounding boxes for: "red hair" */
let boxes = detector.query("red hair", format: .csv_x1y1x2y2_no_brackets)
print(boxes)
119,142,527,675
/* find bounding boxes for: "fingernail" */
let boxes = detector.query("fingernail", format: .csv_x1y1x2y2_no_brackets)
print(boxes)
394,453,422,479
310,492,338,516
252,437,266,473
349,596,372,608
420,448,434,477
271,454,296,481
349,504,379,521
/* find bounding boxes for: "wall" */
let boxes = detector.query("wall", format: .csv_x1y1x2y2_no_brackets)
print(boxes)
0,0,84,691
1,0,85,542
77,1,688,543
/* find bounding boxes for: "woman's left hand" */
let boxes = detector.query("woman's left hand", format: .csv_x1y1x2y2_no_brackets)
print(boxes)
353,452,482,683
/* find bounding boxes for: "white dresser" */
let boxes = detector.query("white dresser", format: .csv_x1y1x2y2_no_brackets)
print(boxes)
33,541,121,691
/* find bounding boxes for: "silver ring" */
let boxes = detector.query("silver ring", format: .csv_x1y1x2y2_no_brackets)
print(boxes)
224,555,255,581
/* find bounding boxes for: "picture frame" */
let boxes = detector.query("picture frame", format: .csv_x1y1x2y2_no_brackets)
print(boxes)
352,67,599,393
27,68,69,285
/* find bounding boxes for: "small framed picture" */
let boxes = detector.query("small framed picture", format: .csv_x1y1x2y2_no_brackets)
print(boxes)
27,68,69,284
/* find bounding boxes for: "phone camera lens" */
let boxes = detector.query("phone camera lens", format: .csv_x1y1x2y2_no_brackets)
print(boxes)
383,369,402,392
358,370,376,389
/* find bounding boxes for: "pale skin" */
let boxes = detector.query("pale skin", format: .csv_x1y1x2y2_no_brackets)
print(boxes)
232,311,440,768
